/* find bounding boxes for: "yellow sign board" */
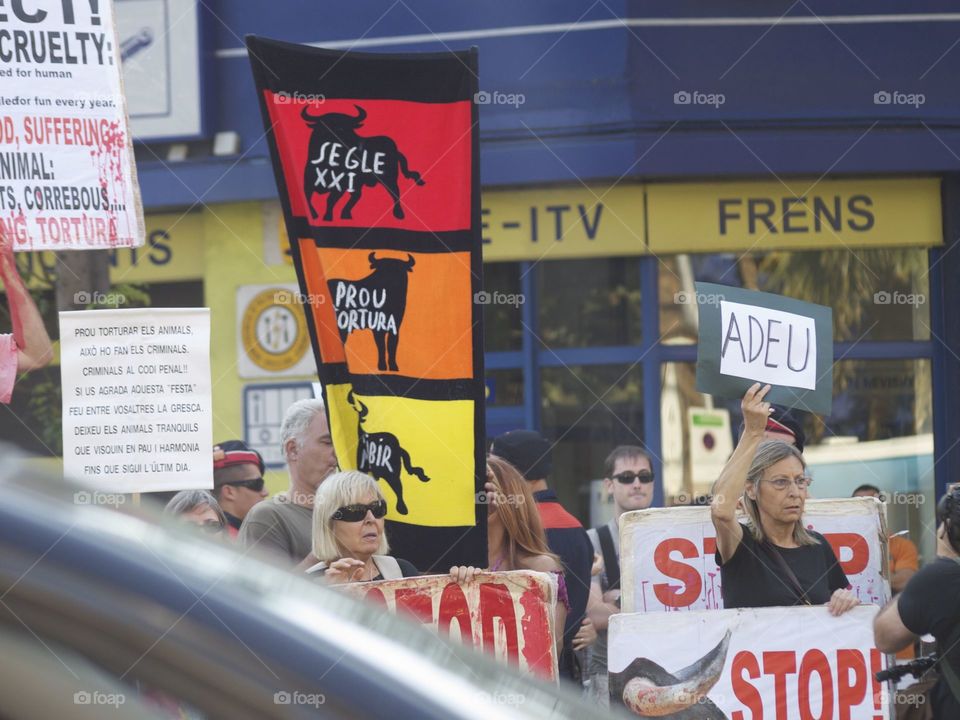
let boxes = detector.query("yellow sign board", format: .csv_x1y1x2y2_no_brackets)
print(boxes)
17,211,206,288
481,184,646,262
646,177,942,253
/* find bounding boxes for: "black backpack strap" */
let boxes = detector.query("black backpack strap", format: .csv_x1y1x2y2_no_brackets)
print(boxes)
597,524,620,591
759,539,812,606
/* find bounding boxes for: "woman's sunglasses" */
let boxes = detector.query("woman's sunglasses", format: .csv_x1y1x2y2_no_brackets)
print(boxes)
612,470,655,485
332,499,388,522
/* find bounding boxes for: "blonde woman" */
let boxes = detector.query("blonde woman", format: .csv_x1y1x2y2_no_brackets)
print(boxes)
307,470,418,583
711,383,857,614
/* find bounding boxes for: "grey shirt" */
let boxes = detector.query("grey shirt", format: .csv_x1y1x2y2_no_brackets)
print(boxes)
239,495,314,566
586,518,620,675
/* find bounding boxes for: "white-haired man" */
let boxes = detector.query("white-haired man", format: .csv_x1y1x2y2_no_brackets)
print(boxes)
239,398,337,566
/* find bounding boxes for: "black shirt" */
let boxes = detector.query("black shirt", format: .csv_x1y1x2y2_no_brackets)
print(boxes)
898,557,960,720
533,489,593,681
715,524,849,608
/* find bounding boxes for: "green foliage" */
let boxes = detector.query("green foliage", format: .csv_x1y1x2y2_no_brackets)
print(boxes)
25,373,62,454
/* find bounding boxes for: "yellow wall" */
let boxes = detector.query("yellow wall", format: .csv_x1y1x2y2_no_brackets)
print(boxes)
202,202,304,494
18,176,944,490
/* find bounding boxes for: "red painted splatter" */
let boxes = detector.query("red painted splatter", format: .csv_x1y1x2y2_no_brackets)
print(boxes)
518,584,554,680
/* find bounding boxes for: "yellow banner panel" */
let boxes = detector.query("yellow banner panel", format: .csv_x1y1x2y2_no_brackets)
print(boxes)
647,177,942,254
481,184,645,262
326,384,476,527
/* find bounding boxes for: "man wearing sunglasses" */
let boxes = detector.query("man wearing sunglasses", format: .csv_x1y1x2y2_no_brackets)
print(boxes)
586,445,655,705
212,440,269,538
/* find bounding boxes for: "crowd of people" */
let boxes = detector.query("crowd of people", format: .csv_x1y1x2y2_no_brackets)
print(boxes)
155,386,960,717
1,231,956,715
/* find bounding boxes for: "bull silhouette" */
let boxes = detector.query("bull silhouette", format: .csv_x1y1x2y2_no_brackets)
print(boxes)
328,253,415,373
347,391,430,515
301,104,425,222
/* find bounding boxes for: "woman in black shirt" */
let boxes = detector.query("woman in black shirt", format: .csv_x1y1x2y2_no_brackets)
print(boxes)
710,383,858,613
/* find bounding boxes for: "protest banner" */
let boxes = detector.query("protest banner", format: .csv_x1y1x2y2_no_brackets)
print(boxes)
247,38,486,570
620,499,889,613
608,605,891,719
338,571,559,682
60,308,212,492
695,282,833,415
0,0,144,250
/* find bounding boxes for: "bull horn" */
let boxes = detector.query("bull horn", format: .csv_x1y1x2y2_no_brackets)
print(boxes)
301,105,324,122
368,251,378,268
353,104,367,125
405,254,415,269
622,630,731,717
347,390,354,404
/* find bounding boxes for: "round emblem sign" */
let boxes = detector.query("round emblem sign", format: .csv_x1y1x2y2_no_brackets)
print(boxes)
242,288,310,373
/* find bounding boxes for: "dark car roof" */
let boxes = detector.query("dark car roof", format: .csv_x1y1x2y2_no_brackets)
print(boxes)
0,452,623,719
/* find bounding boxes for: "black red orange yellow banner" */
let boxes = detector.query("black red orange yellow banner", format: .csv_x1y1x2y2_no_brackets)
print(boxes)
247,37,486,570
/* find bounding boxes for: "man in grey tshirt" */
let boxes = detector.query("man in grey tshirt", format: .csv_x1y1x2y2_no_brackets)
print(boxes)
587,445,654,706
239,398,337,567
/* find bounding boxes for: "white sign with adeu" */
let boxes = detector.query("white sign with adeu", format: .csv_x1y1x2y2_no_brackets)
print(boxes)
719,300,817,390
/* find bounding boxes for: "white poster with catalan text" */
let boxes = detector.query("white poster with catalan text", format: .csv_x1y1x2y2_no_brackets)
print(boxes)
60,307,212,493
608,606,891,719
620,499,889,614
1,0,144,250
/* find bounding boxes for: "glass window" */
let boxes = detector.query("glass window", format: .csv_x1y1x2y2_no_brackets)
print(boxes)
540,364,644,521
482,262,523,351
486,368,523,406
660,358,936,562
659,249,931,343
537,258,641,348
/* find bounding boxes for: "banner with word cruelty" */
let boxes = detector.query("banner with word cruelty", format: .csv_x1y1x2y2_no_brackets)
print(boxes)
1,0,144,249
608,606,891,719
695,282,833,415
339,571,559,682
248,37,486,570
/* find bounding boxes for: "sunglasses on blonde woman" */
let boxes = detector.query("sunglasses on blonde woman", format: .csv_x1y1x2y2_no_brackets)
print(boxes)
332,499,388,522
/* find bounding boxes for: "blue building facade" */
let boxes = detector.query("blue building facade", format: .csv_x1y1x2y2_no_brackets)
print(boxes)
131,2,960,542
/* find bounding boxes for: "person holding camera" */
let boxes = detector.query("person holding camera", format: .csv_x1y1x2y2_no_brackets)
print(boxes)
874,485,960,719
